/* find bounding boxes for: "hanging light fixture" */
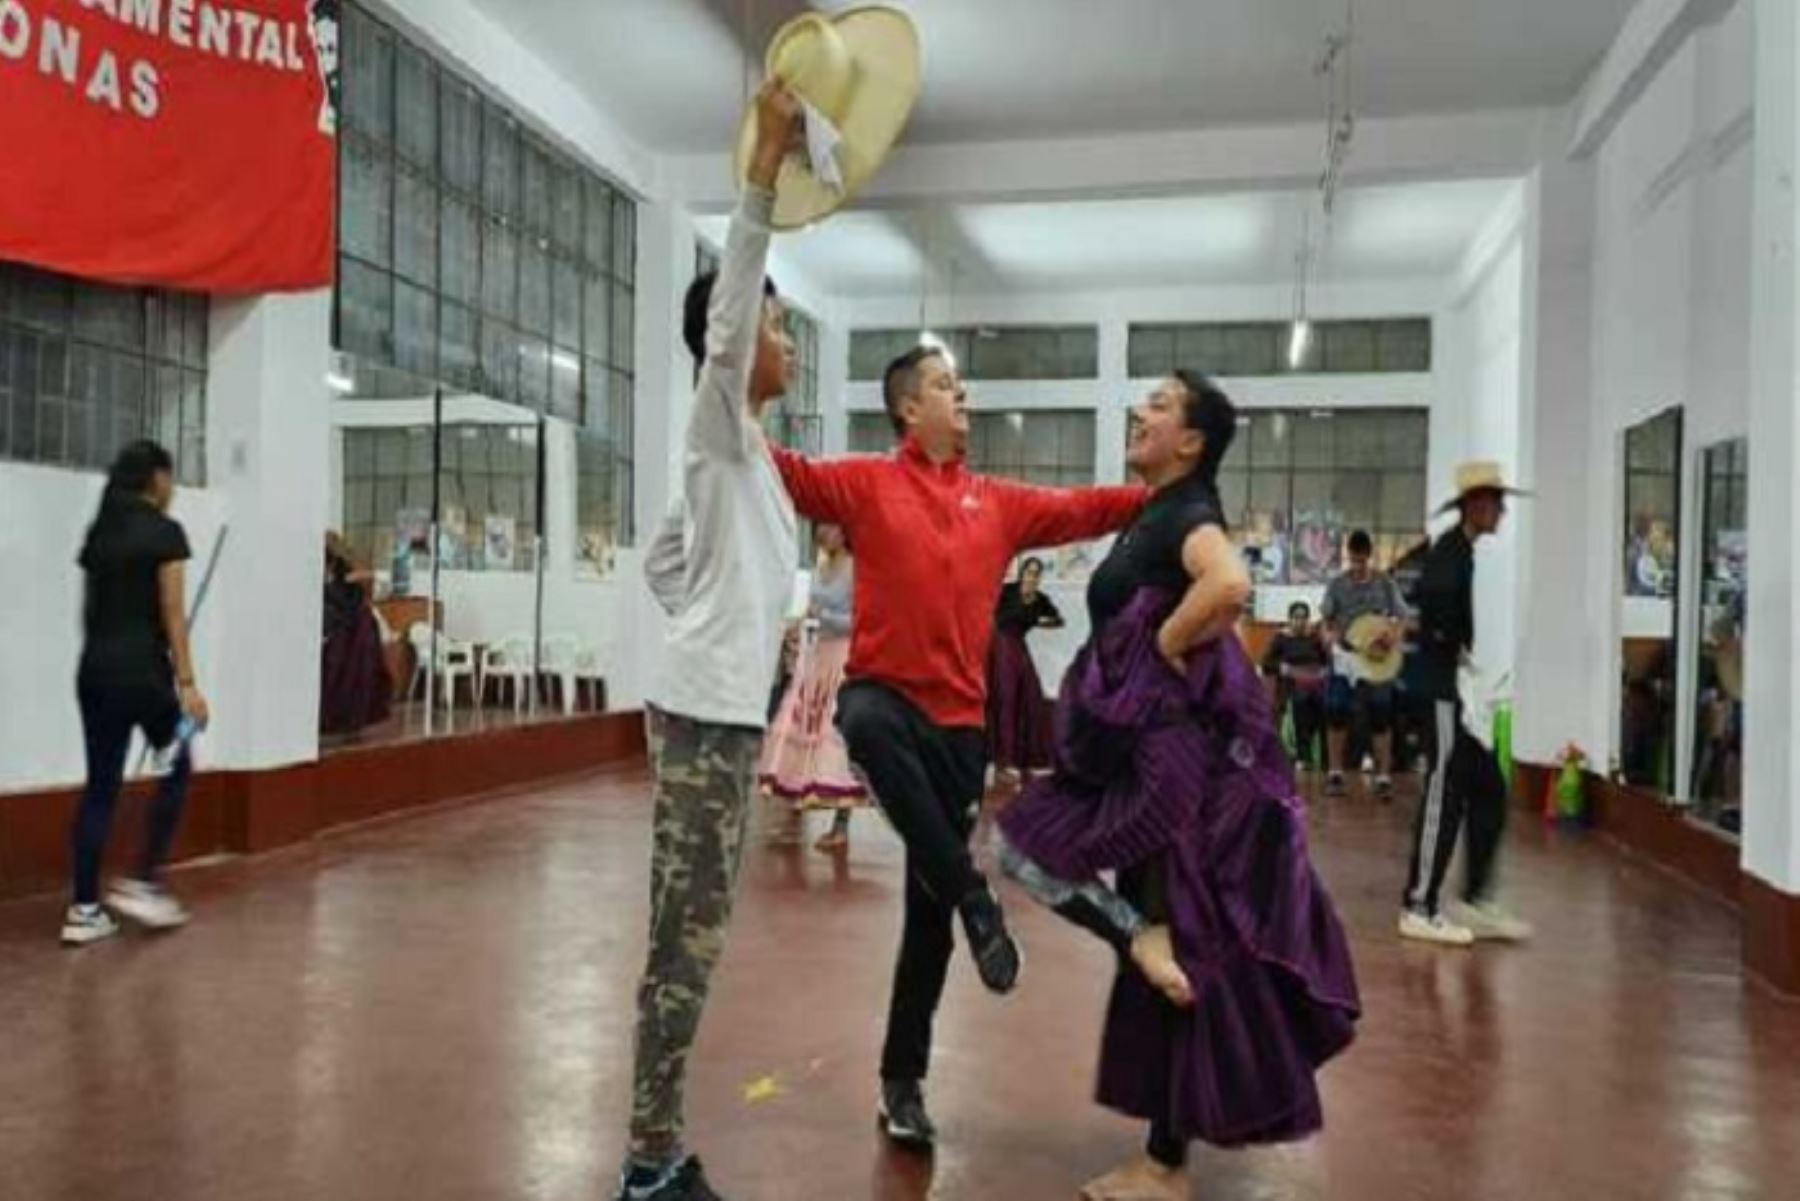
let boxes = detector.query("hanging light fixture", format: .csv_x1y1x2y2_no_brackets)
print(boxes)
1290,0,1356,373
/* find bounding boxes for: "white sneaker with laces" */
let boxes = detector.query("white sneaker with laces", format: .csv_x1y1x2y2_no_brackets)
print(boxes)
1398,909,1475,947
60,904,120,947
1452,901,1533,943
108,880,191,930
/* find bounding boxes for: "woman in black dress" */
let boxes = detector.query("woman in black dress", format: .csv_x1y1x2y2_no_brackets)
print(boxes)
986,556,1065,777
998,375,1359,1200
320,532,392,737
62,441,211,946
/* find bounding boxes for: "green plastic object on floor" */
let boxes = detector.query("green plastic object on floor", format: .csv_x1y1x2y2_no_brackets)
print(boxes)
1492,701,1515,793
1555,760,1586,821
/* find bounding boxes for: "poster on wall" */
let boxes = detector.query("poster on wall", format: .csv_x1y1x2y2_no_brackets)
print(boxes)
1288,511,1345,585
440,505,468,570
0,0,340,292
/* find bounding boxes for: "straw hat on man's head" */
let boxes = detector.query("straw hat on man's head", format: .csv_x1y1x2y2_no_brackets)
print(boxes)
734,6,922,230
1436,460,1531,515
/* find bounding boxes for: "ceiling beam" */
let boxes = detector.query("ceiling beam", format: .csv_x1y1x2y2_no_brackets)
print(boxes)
667,108,1548,212
1567,0,1736,160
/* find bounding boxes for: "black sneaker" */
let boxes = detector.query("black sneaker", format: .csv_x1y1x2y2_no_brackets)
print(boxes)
959,882,1022,994
878,1078,937,1150
615,1154,727,1201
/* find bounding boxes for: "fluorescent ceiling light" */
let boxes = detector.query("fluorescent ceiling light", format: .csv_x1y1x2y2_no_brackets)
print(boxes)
1288,320,1312,370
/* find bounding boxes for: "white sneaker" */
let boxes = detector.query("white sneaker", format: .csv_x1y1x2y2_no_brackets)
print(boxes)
1398,910,1475,947
1452,901,1533,943
60,904,120,947
107,880,191,931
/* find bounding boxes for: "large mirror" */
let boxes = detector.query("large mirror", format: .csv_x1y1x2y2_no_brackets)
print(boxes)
327,370,550,746
1689,437,1747,834
1618,407,1682,793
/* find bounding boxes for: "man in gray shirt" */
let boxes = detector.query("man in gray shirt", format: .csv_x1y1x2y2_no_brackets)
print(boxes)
1321,529,1409,798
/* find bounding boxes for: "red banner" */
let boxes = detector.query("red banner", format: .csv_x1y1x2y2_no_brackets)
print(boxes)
0,0,338,293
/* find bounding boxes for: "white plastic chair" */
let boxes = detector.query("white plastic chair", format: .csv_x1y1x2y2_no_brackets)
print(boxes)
407,622,475,710
479,635,534,712
406,623,433,701
438,638,475,710
540,635,581,716
572,638,615,713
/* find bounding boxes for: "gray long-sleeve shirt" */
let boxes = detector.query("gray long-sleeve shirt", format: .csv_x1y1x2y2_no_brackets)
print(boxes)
645,190,798,729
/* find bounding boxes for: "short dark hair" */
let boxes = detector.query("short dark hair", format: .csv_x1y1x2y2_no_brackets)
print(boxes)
1347,530,1374,556
1289,600,1312,621
683,270,778,369
1171,369,1237,487
882,345,944,436
1020,556,1045,576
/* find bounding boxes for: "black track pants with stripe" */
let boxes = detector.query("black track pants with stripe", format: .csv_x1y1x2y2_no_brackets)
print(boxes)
1403,697,1508,915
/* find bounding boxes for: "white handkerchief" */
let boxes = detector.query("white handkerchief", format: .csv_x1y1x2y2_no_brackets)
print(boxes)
800,99,845,192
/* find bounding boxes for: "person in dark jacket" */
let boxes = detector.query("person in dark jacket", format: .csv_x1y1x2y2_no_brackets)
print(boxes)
1399,462,1532,948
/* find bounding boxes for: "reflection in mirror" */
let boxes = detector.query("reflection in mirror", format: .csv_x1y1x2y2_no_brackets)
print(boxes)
1618,407,1682,793
1690,438,1747,835
325,361,549,748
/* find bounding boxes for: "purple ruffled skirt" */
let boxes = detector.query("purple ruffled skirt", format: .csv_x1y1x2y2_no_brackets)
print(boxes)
999,593,1360,1148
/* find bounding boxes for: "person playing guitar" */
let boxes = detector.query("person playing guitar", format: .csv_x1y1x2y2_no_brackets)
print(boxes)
1321,530,1411,799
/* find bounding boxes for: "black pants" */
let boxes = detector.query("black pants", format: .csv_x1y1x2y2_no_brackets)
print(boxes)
72,675,191,906
836,681,986,1083
1331,679,1394,769
1403,697,1507,915
1288,689,1325,769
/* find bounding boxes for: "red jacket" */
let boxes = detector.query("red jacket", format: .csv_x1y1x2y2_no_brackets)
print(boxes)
772,438,1147,729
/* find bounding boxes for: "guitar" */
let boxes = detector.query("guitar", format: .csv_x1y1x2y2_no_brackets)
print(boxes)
1332,613,1407,686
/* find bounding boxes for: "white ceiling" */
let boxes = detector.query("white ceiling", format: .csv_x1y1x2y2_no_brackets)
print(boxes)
468,0,1638,153
697,178,1518,298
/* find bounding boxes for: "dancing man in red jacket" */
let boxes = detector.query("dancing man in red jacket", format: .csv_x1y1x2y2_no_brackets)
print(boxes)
771,344,1145,1149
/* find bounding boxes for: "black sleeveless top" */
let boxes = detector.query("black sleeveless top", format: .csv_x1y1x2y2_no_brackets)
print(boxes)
1085,472,1226,629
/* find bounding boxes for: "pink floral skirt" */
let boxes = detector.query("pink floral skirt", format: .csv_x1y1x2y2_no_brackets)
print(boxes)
759,633,868,808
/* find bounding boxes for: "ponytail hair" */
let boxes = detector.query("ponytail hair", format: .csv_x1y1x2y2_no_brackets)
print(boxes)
1172,370,1237,489
83,440,173,558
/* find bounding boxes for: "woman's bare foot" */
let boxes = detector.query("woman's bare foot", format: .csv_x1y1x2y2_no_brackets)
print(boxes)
1079,1157,1190,1201
814,828,850,853
1129,925,1194,1008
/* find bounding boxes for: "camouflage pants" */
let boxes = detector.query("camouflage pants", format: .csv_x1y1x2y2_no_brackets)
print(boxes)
629,708,762,1159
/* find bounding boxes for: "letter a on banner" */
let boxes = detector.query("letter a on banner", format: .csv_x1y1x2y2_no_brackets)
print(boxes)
0,0,340,292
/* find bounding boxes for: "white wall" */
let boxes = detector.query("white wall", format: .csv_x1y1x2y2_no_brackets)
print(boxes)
1745,0,1800,892
1433,187,1528,690
1508,108,1601,769
0,466,228,791
1580,0,1754,783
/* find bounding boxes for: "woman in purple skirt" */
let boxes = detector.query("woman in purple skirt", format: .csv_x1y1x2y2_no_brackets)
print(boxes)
986,556,1064,778
998,372,1361,1201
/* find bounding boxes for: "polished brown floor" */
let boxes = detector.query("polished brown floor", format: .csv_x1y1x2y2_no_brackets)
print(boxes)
2,767,1797,1201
